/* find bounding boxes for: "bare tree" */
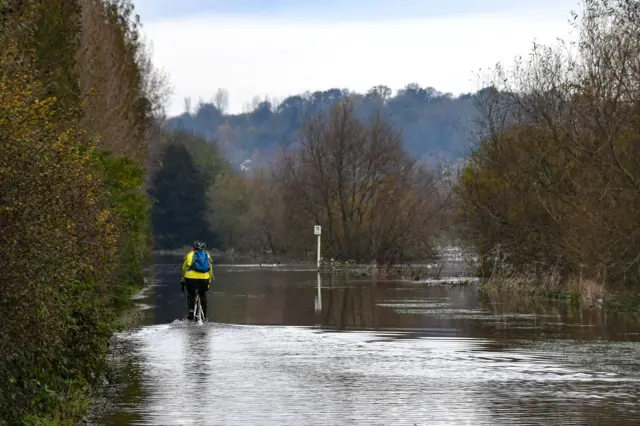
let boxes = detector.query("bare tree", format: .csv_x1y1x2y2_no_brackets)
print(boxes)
213,88,229,114
276,98,444,264
266,95,282,111
251,94,261,111
454,0,640,292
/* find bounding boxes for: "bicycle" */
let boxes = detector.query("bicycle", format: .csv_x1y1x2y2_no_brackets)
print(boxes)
192,289,204,323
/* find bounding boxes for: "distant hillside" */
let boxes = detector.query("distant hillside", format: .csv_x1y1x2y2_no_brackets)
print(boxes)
169,83,481,169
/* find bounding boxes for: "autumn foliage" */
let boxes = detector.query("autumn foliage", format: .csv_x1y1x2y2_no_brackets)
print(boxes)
0,43,115,423
454,0,640,295
0,0,164,423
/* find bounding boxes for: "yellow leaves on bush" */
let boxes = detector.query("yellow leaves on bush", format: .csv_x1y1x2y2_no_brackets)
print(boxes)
0,42,119,420
1,0,157,421
2,52,104,254
460,166,475,185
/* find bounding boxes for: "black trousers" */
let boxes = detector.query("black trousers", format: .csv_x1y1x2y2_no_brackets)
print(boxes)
185,278,209,319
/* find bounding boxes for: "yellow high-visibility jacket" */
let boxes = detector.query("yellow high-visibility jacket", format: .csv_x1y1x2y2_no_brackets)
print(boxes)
181,250,214,282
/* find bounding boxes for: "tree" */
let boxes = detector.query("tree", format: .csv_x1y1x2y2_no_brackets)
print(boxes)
245,169,288,256
454,0,640,292
213,87,229,114
0,0,162,421
277,98,444,263
206,170,251,250
366,85,392,102
150,142,213,249
251,94,261,111
0,44,117,421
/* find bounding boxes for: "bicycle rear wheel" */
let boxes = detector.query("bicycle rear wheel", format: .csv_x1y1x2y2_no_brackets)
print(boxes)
196,297,204,322
193,292,204,322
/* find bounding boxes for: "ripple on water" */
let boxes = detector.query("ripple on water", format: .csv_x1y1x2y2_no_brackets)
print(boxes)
101,322,640,426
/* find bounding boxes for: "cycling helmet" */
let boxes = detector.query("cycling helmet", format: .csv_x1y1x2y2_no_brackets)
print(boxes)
193,240,206,250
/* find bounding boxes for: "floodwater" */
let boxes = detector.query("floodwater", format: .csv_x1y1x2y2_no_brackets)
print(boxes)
92,254,640,425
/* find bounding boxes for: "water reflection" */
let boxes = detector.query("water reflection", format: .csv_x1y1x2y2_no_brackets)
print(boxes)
98,323,640,425
182,326,210,390
320,275,377,330
314,272,322,317
91,255,640,425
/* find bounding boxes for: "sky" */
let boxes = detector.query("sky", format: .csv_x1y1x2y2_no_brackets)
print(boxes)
132,0,582,116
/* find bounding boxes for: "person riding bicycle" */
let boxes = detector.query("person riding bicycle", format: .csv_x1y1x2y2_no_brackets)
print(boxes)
181,240,214,321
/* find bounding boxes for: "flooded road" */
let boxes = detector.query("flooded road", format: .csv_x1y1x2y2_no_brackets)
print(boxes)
95,255,640,425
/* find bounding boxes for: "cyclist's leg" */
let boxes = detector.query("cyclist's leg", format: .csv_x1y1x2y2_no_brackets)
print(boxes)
185,279,196,320
197,279,208,320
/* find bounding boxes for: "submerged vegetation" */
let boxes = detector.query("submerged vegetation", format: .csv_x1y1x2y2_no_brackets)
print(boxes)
453,0,640,304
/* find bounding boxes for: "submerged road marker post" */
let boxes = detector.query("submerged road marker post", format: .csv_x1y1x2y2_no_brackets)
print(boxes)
314,225,322,271
314,225,322,318
315,272,322,314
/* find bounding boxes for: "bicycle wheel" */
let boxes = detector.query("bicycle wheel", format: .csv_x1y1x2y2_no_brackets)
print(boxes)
192,294,197,319
192,292,203,322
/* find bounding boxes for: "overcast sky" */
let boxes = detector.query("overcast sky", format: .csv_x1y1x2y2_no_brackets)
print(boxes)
132,0,581,116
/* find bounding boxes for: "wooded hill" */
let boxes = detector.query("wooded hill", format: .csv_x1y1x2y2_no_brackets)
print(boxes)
169,85,481,168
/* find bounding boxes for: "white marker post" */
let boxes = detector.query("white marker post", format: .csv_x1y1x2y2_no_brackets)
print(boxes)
314,272,322,314
314,225,322,271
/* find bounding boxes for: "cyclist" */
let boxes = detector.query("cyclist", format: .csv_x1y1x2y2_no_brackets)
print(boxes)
181,240,214,321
